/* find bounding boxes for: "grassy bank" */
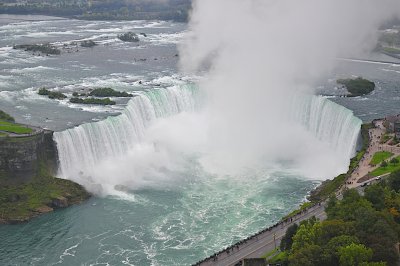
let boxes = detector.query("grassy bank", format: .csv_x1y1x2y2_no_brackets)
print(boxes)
370,155,400,176
0,162,90,224
0,110,14,122
0,120,33,134
0,109,90,224
369,151,393,166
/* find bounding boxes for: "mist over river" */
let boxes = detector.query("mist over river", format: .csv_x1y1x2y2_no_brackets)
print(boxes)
1,14,400,266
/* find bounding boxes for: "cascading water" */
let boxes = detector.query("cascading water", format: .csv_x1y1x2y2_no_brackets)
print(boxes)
54,84,199,190
292,95,362,160
54,84,361,194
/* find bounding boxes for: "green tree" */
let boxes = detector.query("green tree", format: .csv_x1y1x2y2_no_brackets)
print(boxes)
280,223,298,251
291,219,321,252
327,189,374,221
360,262,387,266
390,157,399,165
381,160,388,168
321,235,360,266
365,184,386,210
318,220,356,244
388,170,400,192
289,245,323,266
338,243,373,266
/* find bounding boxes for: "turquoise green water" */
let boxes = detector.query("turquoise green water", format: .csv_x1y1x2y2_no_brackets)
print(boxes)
0,169,316,265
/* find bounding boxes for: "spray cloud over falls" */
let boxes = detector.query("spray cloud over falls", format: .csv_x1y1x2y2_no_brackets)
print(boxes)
55,0,400,195
177,0,400,172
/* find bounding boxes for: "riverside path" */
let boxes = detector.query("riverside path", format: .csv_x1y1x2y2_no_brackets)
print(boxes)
347,119,400,189
194,202,327,266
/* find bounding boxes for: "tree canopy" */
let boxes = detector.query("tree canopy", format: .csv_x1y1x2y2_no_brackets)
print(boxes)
272,170,400,266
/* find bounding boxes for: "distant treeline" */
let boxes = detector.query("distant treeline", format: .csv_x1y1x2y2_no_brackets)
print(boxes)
0,0,191,22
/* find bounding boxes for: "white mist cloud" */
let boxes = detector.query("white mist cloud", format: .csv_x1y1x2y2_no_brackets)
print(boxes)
58,0,400,196
174,0,400,177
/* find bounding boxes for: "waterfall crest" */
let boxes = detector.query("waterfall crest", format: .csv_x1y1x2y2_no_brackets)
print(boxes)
54,85,198,181
292,95,362,160
54,85,361,189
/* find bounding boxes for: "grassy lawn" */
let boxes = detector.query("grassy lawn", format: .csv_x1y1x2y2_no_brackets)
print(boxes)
0,120,33,134
267,251,288,264
284,201,313,220
369,151,394,166
370,156,400,176
261,248,279,259
0,163,90,222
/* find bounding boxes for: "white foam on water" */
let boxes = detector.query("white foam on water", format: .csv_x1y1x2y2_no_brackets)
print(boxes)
8,65,57,74
147,32,186,45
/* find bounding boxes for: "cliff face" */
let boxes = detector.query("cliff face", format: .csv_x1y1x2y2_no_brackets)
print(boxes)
0,130,58,184
0,129,90,224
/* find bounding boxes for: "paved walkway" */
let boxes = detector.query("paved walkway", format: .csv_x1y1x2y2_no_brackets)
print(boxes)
194,203,327,266
347,120,400,189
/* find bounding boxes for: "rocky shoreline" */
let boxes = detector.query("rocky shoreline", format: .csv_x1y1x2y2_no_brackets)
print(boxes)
0,111,91,225
0,179,90,225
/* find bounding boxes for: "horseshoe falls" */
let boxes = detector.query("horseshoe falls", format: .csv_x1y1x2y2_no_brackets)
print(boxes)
54,84,361,192
25,84,364,266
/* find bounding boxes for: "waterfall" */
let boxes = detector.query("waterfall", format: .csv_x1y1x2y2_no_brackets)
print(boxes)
54,84,199,181
54,84,361,187
292,95,362,159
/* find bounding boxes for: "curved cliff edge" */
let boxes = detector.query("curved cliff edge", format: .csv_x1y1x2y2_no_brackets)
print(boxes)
0,118,90,225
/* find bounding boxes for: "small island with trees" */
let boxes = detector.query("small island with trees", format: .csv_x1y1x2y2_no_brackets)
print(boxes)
118,32,140,42
38,87,133,106
38,88,67,100
80,40,97,48
70,97,116,105
89,87,133,97
13,44,61,55
337,77,376,97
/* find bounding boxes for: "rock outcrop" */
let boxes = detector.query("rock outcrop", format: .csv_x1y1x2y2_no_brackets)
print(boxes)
0,127,90,224
0,130,58,185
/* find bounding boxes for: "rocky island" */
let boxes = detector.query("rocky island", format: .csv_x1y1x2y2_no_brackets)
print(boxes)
69,97,116,105
118,32,140,42
89,87,133,97
80,40,97,47
13,44,61,55
38,88,67,100
337,77,375,97
0,110,90,224
38,87,133,105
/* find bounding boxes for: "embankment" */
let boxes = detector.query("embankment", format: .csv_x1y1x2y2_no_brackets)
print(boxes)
0,128,90,224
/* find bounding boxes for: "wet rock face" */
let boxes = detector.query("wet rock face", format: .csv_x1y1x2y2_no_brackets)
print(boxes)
0,131,58,185
50,196,68,208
